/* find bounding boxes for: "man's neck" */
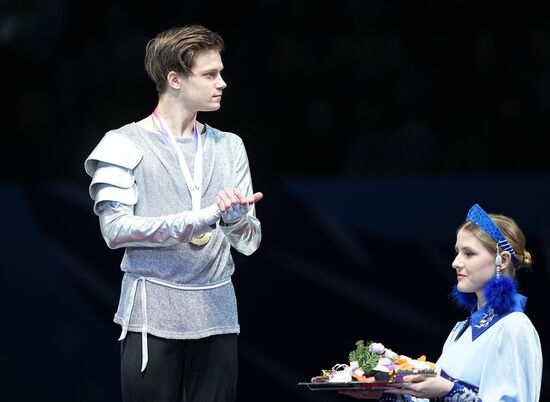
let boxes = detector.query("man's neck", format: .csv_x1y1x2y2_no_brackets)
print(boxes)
156,98,196,138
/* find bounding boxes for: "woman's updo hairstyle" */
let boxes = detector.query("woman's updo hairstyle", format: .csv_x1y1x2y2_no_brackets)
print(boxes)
458,214,532,277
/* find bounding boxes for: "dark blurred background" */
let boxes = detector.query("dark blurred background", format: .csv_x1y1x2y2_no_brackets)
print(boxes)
2,1,549,401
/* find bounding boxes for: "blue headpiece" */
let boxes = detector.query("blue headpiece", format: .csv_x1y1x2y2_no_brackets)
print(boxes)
451,203,521,316
465,204,516,259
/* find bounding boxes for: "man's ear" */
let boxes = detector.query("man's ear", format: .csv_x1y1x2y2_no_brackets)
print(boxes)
166,71,182,90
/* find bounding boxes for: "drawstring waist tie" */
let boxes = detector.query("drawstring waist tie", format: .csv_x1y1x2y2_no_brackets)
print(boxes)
118,273,231,372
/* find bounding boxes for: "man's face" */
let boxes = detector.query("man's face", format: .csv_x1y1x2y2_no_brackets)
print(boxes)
180,49,227,112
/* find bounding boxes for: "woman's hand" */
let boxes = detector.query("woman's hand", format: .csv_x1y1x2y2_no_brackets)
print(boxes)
338,389,384,399
384,374,454,399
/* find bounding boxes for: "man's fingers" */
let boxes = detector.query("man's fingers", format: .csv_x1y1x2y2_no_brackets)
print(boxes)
223,188,241,204
216,195,228,212
218,189,263,208
217,190,236,208
248,192,263,204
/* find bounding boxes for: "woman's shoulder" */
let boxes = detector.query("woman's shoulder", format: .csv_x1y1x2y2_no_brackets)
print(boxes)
499,311,539,337
503,311,532,324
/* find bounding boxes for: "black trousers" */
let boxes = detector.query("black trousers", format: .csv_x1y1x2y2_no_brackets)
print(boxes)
120,332,238,402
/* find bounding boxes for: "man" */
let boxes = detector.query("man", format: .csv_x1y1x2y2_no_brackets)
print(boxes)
84,24,262,402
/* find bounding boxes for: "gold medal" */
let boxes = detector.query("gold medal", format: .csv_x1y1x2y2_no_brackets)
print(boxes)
190,231,212,246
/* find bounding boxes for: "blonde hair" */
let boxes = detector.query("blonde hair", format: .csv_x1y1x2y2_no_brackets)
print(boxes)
144,24,224,93
458,213,533,276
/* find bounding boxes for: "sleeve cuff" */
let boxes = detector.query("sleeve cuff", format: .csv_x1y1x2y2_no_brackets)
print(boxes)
443,381,480,401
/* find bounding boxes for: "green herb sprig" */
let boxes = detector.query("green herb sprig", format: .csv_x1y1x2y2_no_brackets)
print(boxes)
348,340,380,373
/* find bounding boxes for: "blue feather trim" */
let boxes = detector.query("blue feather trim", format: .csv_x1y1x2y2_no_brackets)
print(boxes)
484,276,518,314
449,276,518,314
449,286,477,311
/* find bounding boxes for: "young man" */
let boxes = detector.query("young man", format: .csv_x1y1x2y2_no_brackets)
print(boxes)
84,24,263,402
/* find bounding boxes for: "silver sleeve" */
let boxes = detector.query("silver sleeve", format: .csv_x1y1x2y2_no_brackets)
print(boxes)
220,210,262,256
98,201,221,249
84,131,143,216
219,139,262,255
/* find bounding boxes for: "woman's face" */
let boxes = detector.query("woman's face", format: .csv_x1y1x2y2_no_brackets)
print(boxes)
452,228,496,299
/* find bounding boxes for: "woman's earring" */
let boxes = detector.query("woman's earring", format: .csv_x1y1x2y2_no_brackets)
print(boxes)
495,253,502,279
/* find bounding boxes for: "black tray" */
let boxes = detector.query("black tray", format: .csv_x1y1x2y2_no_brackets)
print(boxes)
298,381,402,391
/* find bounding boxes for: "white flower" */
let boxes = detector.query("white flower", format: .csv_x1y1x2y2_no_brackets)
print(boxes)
369,342,386,354
384,349,399,360
378,357,393,366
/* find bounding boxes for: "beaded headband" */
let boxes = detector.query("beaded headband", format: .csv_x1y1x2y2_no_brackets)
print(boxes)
466,204,517,258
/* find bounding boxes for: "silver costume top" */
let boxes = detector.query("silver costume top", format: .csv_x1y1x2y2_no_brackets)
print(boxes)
84,122,261,370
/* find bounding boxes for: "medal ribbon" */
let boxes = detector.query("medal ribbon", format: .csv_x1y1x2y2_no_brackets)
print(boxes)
152,108,203,211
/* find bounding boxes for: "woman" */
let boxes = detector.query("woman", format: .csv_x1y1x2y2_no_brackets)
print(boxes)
341,203,542,401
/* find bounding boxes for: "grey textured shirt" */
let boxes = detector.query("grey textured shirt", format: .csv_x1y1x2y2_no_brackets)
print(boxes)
84,122,261,367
